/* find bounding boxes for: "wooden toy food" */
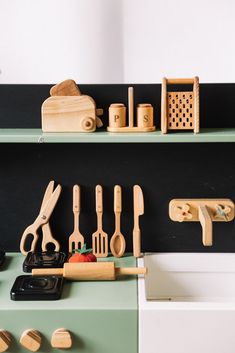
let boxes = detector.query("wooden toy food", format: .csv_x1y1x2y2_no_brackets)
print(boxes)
107,87,155,132
42,79,103,132
161,77,199,134
50,79,81,96
69,244,97,263
32,262,147,281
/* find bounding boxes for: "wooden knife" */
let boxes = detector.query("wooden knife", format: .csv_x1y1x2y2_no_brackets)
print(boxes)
133,185,144,257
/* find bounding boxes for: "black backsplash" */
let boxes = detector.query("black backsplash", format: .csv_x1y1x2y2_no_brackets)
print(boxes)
0,84,235,252
1,83,235,128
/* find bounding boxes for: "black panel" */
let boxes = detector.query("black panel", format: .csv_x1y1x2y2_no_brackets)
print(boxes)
1,143,235,253
1,84,235,253
0,83,235,128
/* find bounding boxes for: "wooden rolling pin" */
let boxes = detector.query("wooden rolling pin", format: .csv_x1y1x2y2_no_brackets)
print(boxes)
32,262,147,281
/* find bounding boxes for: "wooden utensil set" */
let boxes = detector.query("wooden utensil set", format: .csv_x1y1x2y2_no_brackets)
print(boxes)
20,181,144,258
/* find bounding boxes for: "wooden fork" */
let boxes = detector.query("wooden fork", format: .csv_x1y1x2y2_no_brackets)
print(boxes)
68,185,84,252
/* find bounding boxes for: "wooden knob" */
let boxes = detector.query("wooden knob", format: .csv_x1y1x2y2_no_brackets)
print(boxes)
81,117,95,131
51,328,72,349
20,330,41,352
0,330,11,352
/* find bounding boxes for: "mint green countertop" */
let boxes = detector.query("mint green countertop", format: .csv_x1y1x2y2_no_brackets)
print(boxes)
1,253,137,310
1,128,235,143
0,253,137,353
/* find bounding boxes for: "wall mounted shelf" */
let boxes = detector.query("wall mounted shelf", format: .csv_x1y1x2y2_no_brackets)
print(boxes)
1,128,235,143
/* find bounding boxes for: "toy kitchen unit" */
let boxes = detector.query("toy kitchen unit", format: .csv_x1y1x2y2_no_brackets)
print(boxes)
1,77,235,353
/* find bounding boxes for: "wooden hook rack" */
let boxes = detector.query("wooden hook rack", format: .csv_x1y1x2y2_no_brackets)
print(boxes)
169,199,235,246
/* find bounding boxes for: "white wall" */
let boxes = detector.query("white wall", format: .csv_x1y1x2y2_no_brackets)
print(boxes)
0,0,234,83
123,0,235,83
0,0,124,83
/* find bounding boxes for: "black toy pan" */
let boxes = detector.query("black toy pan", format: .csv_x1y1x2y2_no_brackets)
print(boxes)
10,275,64,301
0,251,5,268
23,251,67,273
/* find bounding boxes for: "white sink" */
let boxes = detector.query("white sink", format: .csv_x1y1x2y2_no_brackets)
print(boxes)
138,253,235,353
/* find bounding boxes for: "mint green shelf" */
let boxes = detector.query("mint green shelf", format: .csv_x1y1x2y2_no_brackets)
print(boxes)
1,128,235,143
0,129,41,142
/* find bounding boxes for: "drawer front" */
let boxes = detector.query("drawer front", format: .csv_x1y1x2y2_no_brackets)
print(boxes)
1,309,137,353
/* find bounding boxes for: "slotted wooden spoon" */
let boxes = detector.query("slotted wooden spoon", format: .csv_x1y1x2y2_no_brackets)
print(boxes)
92,185,108,257
110,185,126,257
68,185,84,252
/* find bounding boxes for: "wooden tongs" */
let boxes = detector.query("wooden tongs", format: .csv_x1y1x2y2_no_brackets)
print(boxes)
20,181,61,256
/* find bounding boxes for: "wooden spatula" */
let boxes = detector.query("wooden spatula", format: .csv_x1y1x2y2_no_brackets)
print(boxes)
68,185,84,252
92,185,108,257
110,185,126,257
133,185,144,257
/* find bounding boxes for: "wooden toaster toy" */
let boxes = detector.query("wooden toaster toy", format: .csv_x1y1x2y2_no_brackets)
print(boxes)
107,87,155,132
41,79,103,132
161,77,199,134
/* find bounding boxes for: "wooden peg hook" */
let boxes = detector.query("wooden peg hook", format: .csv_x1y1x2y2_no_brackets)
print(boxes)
169,199,235,247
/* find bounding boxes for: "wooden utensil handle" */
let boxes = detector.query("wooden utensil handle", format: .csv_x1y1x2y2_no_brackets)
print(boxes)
73,185,80,213
114,185,122,213
96,185,103,213
133,228,141,257
166,78,195,85
32,268,64,276
20,227,39,256
41,223,60,252
115,267,147,276
128,87,134,127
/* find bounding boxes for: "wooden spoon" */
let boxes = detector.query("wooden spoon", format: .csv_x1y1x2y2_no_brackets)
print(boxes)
110,185,126,258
